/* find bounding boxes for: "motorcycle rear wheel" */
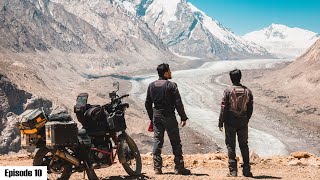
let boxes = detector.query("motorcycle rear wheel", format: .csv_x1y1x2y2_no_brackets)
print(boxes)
33,147,72,180
119,135,142,176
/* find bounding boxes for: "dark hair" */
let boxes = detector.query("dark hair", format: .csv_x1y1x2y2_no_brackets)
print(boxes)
157,63,170,78
229,69,242,84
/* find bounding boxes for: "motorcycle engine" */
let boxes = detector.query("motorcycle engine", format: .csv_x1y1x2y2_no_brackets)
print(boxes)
91,145,112,166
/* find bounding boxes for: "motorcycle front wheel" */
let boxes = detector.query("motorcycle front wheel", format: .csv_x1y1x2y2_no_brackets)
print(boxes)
33,147,72,180
119,135,142,176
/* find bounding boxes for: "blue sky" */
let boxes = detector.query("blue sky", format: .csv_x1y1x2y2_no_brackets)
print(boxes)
188,0,320,35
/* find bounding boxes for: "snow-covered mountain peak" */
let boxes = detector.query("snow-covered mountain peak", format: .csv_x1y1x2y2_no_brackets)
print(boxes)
114,0,271,59
187,2,224,27
247,23,318,41
146,0,182,25
243,24,319,58
269,23,288,29
187,2,237,44
187,2,204,15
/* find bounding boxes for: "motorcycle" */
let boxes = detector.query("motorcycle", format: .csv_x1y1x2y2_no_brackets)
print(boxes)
19,82,142,179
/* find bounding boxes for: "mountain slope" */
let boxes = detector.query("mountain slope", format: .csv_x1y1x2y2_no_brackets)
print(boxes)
0,0,178,67
243,24,319,58
0,0,190,154
0,0,188,100
115,0,272,59
257,39,320,127
0,0,187,134
279,38,320,90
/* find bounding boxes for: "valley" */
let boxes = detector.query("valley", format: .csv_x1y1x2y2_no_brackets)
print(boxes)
128,58,319,156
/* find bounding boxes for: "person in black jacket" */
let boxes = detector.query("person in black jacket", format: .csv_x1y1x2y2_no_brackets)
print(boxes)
218,69,254,177
145,63,191,175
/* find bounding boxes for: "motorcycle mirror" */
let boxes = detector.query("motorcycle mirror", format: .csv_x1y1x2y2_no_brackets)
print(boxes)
109,92,117,99
76,93,89,105
113,81,119,92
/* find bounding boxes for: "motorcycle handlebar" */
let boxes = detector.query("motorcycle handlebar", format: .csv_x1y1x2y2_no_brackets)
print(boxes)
102,94,129,109
113,94,129,102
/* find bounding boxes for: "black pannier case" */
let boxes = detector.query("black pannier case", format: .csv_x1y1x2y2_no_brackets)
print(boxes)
45,121,78,149
107,110,126,132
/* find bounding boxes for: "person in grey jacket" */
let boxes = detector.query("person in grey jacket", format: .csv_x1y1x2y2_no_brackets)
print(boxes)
218,69,253,177
145,63,191,175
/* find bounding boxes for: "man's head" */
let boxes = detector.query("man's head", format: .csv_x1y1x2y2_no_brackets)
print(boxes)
157,63,171,79
229,69,242,85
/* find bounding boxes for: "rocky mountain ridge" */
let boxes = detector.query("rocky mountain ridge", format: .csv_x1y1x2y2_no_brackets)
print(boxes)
0,0,178,154
0,0,179,70
255,38,320,136
0,74,53,154
114,0,272,59
0,0,188,118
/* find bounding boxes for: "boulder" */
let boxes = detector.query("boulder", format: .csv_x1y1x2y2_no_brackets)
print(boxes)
290,152,314,159
250,151,261,164
214,153,228,160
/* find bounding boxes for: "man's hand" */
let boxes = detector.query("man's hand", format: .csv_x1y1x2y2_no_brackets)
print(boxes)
181,120,187,127
219,127,223,131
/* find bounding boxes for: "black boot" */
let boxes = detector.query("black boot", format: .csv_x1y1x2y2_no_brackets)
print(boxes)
174,158,191,175
243,171,253,177
242,164,253,177
227,171,237,177
154,168,163,175
228,162,238,177
174,168,191,175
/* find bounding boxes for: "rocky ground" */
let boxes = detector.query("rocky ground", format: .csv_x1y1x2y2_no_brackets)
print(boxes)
0,151,319,180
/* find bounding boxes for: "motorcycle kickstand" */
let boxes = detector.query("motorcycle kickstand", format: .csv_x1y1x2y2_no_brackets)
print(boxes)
83,162,89,180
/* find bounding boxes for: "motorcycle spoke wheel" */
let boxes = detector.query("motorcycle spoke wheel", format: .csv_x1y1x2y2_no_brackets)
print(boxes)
119,136,142,176
123,141,137,170
33,147,72,180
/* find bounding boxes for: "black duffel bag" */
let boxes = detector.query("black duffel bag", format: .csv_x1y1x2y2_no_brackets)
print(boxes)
84,107,109,132
49,111,72,122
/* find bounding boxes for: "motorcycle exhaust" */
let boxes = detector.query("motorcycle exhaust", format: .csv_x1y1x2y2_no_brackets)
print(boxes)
55,150,80,167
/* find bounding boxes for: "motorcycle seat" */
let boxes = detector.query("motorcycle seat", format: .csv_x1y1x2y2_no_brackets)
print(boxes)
87,131,106,136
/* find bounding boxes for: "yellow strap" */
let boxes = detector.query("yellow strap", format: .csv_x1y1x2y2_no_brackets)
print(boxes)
20,129,38,135
36,117,46,123
35,121,46,129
